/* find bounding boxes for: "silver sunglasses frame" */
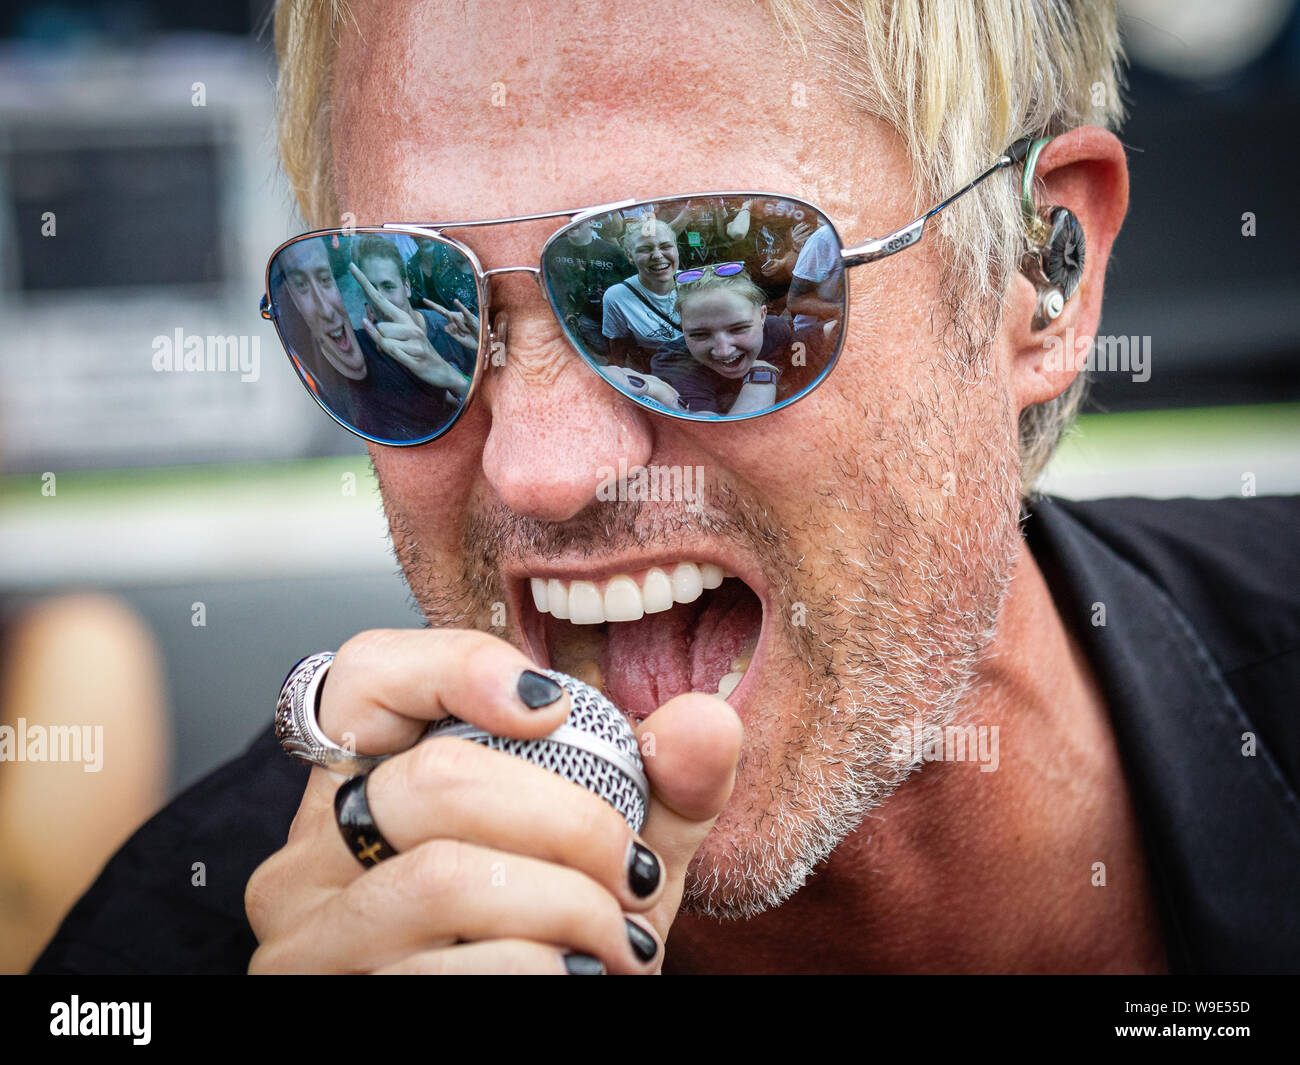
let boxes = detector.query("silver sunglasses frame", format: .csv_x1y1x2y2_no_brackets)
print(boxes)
261,139,1033,446
261,225,492,447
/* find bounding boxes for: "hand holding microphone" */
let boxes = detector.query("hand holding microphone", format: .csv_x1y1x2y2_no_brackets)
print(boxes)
249,629,742,974
424,669,651,831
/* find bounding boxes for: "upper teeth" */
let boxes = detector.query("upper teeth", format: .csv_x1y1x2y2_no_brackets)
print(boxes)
531,562,726,625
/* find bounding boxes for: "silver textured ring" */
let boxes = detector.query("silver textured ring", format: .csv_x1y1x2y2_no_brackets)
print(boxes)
275,651,386,776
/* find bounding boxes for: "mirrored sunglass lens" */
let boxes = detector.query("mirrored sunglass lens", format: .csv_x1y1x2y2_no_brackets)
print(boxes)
543,196,844,420
268,232,479,443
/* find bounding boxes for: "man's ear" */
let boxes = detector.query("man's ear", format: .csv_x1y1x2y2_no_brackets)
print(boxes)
1005,126,1129,412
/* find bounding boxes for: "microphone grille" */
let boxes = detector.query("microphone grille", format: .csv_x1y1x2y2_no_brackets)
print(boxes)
424,669,649,831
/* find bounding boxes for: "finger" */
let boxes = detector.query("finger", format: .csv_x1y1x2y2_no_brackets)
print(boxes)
360,320,408,364
317,629,571,756
348,262,382,305
452,300,480,328
423,298,452,318
372,321,422,342
250,730,667,939
348,263,403,321
366,736,667,912
263,839,663,975
372,939,601,975
633,693,742,937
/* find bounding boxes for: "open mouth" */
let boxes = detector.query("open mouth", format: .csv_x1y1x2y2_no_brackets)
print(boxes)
326,326,352,353
518,561,764,722
711,350,745,369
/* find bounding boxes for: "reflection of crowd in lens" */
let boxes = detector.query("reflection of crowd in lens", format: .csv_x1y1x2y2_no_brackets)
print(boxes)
273,201,847,435
549,196,844,417
271,234,479,440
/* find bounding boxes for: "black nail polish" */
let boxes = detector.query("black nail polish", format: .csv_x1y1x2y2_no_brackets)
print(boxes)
626,374,645,387
625,919,658,963
517,670,563,709
563,952,605,975
627,842,661,898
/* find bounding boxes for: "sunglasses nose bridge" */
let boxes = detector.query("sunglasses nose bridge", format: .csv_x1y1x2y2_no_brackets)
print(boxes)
481,264,542,284
477,267,546,359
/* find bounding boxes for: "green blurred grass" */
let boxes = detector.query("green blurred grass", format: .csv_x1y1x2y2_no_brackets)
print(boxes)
2,403,1297,508
1,455,379,508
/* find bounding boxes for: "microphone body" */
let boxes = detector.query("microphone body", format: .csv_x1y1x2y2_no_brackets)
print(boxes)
423,669,650,831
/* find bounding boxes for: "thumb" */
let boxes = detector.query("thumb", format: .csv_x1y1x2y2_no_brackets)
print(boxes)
633,692,742,937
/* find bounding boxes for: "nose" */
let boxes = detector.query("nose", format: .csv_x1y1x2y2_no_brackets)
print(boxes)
479,276,654,522
307,279,333,320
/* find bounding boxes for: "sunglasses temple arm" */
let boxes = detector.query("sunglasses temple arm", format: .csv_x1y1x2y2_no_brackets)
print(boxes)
840,138,1031,270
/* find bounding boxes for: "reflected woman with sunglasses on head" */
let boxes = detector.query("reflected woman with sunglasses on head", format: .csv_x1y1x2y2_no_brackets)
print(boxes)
653,266,788,416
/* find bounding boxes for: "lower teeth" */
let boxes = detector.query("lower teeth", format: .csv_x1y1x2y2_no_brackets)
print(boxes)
716,671,744,698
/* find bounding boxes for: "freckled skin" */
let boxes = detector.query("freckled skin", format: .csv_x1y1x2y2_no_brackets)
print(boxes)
329,0,1164,971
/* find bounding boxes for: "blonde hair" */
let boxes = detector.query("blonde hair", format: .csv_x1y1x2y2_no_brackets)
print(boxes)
619,217,676,262
676,268,768,317
273,0,1124,493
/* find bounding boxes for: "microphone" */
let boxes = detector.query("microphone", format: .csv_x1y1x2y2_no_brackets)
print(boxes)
423,669,650,831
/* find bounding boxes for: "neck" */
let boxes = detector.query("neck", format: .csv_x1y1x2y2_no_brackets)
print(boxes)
667,542,1169,974
640,274,674,296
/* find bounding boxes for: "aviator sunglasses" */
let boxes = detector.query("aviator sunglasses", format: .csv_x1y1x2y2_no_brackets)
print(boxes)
260,138,1036,445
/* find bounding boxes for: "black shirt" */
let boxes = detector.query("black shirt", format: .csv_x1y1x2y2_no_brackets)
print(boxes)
299,324,468,442
546,237,631,320
30,495,1300,973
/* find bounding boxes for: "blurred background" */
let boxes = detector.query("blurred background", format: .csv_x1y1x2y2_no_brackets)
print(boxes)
0,0,1297,967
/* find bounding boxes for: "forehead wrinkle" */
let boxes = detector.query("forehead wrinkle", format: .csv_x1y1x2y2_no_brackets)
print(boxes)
335,2,859,202
333,0,912,255
354,0,780,88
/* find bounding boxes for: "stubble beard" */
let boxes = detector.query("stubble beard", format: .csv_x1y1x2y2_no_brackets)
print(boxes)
380,361,1022,922
679,363,1023,918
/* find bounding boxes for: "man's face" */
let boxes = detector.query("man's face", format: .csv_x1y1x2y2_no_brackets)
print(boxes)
566,219,594,244
280,240,365,378
332,0,1022,917
357,254,410,305
680,289,767,378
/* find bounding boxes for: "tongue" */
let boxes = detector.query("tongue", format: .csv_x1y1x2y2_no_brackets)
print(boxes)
600,581,761,717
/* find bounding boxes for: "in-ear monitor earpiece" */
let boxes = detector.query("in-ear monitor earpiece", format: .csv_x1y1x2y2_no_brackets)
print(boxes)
1018,137,1086,330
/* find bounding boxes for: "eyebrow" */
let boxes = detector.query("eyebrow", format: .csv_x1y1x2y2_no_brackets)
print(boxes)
687,319,754,332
